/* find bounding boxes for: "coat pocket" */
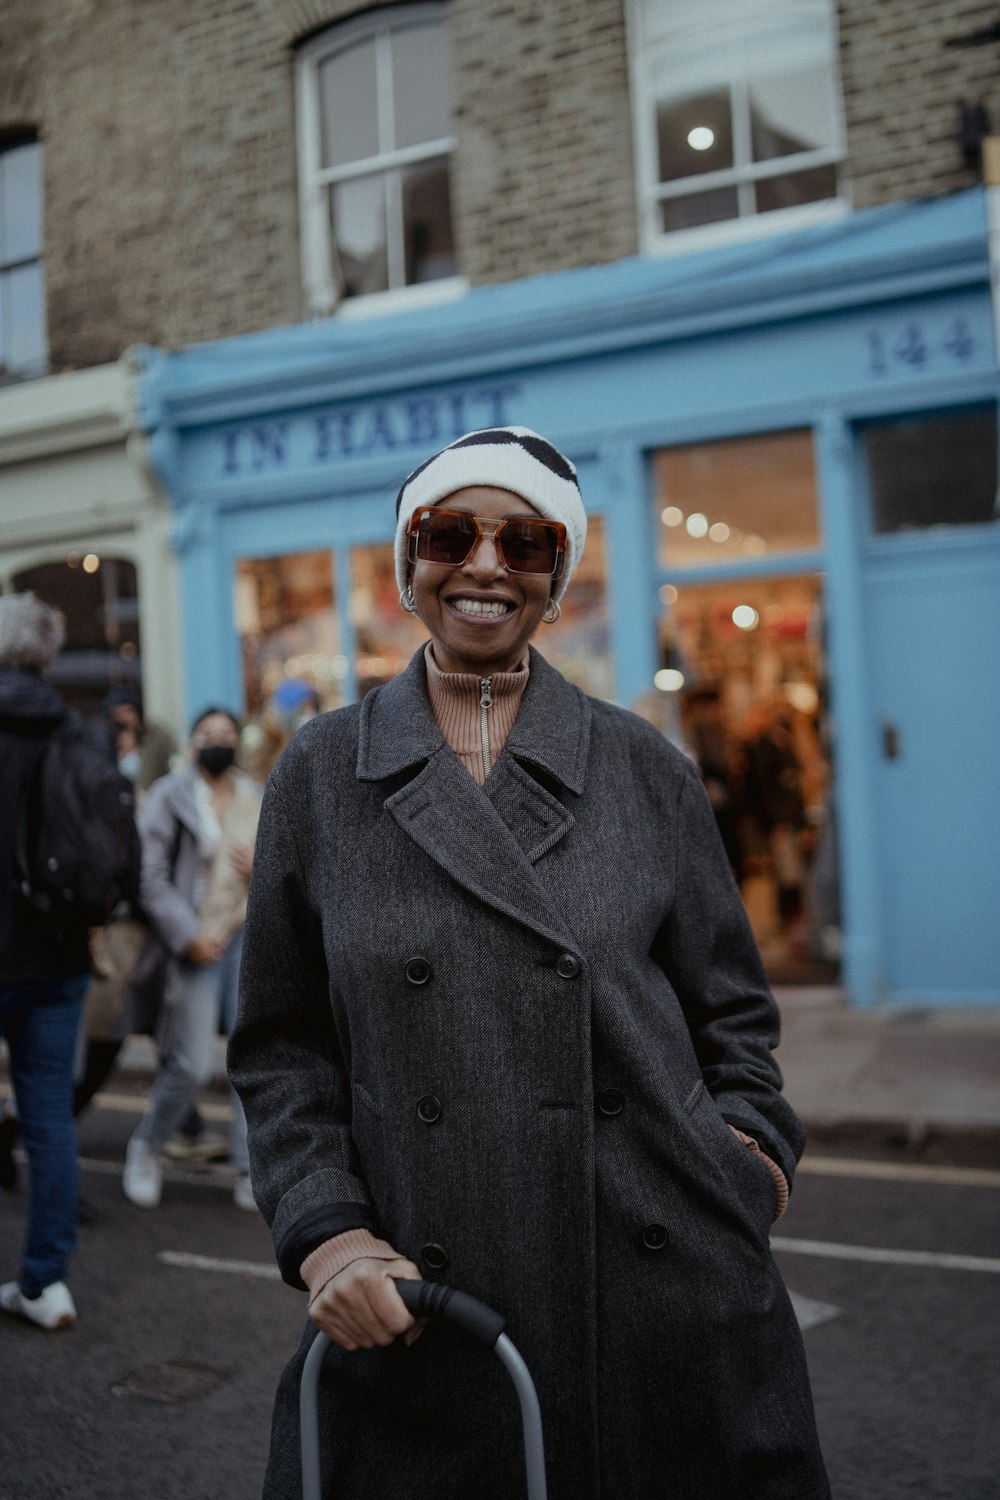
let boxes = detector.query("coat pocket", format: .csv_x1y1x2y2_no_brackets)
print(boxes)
686,1081,777,1241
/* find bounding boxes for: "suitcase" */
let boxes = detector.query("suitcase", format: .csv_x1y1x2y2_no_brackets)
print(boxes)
299,1278,548,1499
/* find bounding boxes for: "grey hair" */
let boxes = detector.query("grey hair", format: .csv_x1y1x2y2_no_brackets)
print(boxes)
0,592,66,670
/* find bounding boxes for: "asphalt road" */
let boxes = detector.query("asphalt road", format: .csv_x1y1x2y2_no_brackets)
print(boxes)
1,1083,998,1500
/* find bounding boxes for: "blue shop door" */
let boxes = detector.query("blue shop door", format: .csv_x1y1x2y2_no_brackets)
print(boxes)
861,409,1000,1004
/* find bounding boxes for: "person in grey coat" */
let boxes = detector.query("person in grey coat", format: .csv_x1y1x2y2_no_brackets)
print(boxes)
229,427,830,1500
123,708,260,1211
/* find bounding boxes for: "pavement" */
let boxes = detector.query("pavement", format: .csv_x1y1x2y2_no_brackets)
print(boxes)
773,987,1000,1164
115,985,1000,1166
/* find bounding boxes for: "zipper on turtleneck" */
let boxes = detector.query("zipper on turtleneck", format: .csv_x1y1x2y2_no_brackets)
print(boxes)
479,677,493,780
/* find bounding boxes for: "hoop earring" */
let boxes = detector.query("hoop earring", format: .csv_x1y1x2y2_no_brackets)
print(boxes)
399,586,417,614
542,598,561,624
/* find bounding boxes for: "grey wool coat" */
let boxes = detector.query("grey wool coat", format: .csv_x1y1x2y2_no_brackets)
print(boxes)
230,646,830,1500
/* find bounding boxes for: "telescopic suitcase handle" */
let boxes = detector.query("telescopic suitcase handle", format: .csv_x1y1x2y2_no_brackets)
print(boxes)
300,1278,547,1500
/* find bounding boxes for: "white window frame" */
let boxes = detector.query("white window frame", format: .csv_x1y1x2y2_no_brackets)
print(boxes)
296,4,465,318
626,0,850,258
0,136,47,382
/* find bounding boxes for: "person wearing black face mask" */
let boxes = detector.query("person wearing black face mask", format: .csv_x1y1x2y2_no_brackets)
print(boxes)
197,743,236,778
123,708,262,1213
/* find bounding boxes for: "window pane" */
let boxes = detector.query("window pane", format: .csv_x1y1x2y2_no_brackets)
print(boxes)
750,65,837,162
644,570,837,980
1,141,43,263
657,89,733,183
755,163,838,213
320,39,379,168
402,157,456,284
535,516,614,700
864,409,999,533
332,175,389,297
6,262,47,374
235,558,341,732
350,543,429,694
660,184,739,233
392,20,451,150
654,430,820,567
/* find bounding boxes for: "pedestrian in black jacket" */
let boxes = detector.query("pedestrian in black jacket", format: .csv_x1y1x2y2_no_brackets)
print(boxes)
230,428,830,1499
0,593,90,1329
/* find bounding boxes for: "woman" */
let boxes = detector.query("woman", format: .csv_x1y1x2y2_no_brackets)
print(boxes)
229,427,830,1499
123,707,259,1211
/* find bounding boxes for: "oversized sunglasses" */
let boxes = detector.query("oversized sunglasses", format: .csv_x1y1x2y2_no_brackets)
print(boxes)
408,505,567,578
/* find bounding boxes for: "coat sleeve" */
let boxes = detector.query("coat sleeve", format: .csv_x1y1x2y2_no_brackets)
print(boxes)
228,771,377,1289
137,781,200,958
653,763,805,1188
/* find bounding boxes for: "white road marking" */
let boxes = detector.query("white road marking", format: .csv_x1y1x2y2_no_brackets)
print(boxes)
159,1250,280,1280
798,1155,1000,1189
772,1236,1000,1274
788,1291,840,1330
87,1090,232,1122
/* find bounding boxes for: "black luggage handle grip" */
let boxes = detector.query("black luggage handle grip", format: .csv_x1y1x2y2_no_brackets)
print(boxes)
394,1277,507,1348
300,1280,547,1500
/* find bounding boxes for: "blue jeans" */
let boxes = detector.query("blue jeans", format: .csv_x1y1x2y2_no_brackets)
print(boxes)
0,975,88,1296
135,931,248,1170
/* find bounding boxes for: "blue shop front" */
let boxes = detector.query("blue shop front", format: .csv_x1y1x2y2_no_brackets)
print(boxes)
139,188,1000,1009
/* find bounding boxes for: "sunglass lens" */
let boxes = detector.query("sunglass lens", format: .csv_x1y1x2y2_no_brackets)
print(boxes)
418,511,478,565
500,520,560,575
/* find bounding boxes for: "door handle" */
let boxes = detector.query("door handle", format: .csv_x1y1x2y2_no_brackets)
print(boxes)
881,722,900,760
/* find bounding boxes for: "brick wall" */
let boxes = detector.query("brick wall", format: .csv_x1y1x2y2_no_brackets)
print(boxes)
3,0,998,374
450,0,637,283
839,0,1000,207
0,0,309,369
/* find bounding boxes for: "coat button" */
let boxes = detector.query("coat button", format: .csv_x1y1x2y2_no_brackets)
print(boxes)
597,1088,625,1117
405,956,432,986
555,952,581,979
416,1095,441,1124
641,1223,668,1251
421,1242,448,1272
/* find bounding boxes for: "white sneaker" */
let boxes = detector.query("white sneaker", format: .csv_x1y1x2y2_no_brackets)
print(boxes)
123,1135,162,1208
0,1279,77,1330
163,1129,229,1163
233,1173,256,1212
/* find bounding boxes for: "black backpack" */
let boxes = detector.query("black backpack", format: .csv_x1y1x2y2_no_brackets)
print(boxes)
14,715,142,938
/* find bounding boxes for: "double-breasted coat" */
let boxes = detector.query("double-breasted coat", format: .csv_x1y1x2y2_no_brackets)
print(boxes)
230,646,830,1500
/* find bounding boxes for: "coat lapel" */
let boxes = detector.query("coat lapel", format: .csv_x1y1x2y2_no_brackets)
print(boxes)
357,646,591,951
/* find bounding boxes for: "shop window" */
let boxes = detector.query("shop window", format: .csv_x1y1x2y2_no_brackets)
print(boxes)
628,0,846,247
236,550,343,714
0,135,47,382
351,542,431,694
653,429,820,567
296,5,458,314
535,516,613,700
11,555,140,715
863,408,999,535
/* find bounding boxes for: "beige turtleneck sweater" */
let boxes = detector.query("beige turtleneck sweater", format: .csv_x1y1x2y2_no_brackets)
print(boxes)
423,643,529,786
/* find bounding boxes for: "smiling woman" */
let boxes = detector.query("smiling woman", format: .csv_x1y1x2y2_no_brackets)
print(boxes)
230,424,830,1500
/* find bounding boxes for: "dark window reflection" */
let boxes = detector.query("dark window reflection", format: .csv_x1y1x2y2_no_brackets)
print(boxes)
403,158,456,284
755,164,838,214
657,90,733,183
865,409,999,533
661,185,739,234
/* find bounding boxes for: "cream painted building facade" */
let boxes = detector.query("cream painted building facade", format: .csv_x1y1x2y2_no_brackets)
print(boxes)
0,357,185,738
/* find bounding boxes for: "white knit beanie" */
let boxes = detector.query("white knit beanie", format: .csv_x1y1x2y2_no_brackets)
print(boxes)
394,426,587,603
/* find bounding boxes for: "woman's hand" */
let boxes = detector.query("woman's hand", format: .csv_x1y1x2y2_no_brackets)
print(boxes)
185,932,224,966
308,1252,426,1351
